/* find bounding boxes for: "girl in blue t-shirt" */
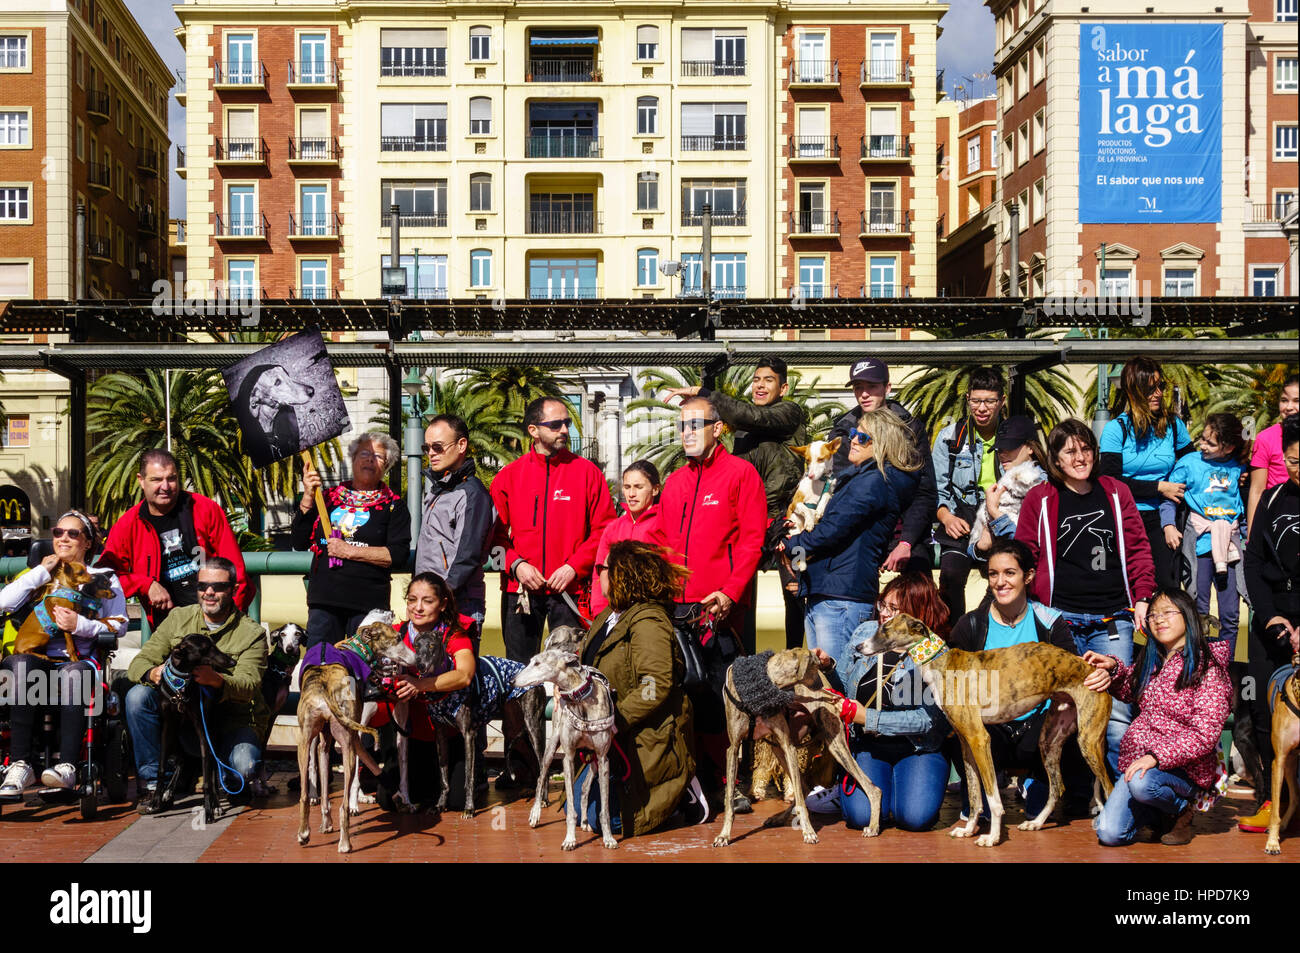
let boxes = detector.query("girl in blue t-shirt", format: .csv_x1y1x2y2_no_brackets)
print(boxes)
1099,357,1195,589
1159,413,1248,650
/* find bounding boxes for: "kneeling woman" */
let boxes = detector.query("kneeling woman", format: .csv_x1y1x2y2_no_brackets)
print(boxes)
1085,587,1232,847
576,540,697,838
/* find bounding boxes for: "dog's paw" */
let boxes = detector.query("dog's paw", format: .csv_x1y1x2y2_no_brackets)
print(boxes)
1018,819,1044,832
528,804,542,827
580,820,593,832
950,824,974,838
1265,838,1281,855
338,840,351,854
308,796,320,806
863,824,881,838
802,827,820,845
561,836,577,851
461,809,474,820
348,803,363,816
392,794,414,814
603,835,619,850
356,792,376,805
712,834,730,847
975,833,999,847
297,830,310,846
320,819,334,834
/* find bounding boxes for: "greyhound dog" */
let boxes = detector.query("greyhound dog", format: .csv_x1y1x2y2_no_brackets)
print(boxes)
296,610,415,853
250,623,304,797
233,362,314,467
152,634,237,824
14,561,124,661
859,613,1114,848
1265,655,1299,855
714,647,885,847
515,648,619,850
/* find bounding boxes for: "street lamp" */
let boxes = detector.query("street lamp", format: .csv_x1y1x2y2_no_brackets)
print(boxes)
401,367,426,542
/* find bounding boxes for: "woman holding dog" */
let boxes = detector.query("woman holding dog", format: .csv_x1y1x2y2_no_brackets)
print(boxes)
293,432,412,651
1015,418,1155,775
783,407,923,665
1084,587,1233,846
589,461,662,617
968,416,1049,560
0,511,126,796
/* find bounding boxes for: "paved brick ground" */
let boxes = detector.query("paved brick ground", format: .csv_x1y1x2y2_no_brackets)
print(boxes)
0,795,140,863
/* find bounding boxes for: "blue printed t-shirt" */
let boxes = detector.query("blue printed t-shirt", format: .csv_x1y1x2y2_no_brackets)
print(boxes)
1169,452,1245,555
1100,413,1191,511
986,608,1042,721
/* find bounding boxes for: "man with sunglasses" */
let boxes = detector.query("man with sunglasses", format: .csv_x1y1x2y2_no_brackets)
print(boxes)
125,557,268,813
415,413,495,634
489,397,615,663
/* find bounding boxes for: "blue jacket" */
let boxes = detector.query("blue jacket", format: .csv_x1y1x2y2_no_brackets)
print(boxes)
834,619,948,753
786,459,918,604
932,417,995,513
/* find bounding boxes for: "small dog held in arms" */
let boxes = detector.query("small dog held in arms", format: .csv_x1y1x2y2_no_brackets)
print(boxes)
296,610,415,853
152,634,237,824
784,440,841,562
1265,654,1299,855
13,561,123,661
714,647,885,847
857,613,1113,848
966,459,1046,552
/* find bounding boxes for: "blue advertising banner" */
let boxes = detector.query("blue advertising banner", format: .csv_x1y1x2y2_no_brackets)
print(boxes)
1078,23,1222,224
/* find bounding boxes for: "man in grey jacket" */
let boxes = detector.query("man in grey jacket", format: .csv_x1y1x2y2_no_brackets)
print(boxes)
415,413,495,632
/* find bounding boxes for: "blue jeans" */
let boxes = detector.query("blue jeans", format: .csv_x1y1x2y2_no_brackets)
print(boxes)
804,598,875,666
125,683,261,789
1095,765,1195,846
572,762,623,836
1059,610,1134,777
841,744,948,832
1195,555,1238,657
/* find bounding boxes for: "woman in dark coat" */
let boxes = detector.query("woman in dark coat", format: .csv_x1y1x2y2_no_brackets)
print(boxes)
578,540,698,837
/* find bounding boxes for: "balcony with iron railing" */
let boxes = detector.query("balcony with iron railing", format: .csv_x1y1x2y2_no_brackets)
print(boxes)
859,60,912,87
787,135,840,162
524,135,603,158
86,88,110,122
681,60,746,77
681,134,746,152
288,286,342,299
175,146,187,178
859,281,911,298
679,285,747,300
174,70,186,107
215,212,270,240
289,212,340,239
136,209,159,236
528,286,602,300
527,58,602,82
379,135,448,153
173,221,187,245
214,61,268,89
859,135,912,162
1250,200,1297,223
136,147,159,176
287,60,339,89
386,286,452,299
380,51,448,78
789,60,840,86
288,137,341,163
384,211,449,229
215,138,268,164
681,208,746,227
87,233,111,262
859,210,912,237
789,210,841,237
86,161,112,192
526,209,602,234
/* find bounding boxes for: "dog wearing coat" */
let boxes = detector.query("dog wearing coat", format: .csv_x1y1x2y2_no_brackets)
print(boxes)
1265,655,1299,855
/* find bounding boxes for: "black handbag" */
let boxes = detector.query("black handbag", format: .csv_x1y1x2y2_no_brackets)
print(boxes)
671,604,708,691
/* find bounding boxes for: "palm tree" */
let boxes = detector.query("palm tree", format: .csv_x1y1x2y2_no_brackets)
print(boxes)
895,361,1080,443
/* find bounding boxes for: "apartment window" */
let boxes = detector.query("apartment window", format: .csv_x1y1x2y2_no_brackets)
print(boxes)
227,185,257,235
1276,124,1299,159
225,32,257,84
681,179,746,225
1032,38,1045,84
1018,188,1030,229
528,257,598,299
1277,56,1299,92
867,32,899,82
76,51,84,86
637,96,658,135
681,28,746,76
1032,178,1045,222
637,172,659,210
681,103,745,150
682,252,746,296
227,260,256,299
1251,266,1279,296
297,33,328,83
796,32,829,82
867,182,897,231
380,103,447,150
469,173,491,211
1277,0,1298,21
796,107,829,155
470,249,491,287
990,130,998,169
2,414,30,448
469,26,491,61
75,120,84,160
225,107,258,159
299,259,328,298
297,107,330,157
299,184,328,234
469,96,491,135
1163,268,1196,296
383,180,447,225
637,248,658,286
0,111,30,147
0,186,31,222
869,256,897,297
636,25,659,60
382,253,448,297
1017,54,1028,98
0,35,28,70
1275,190,1297,218
797,257,826,297
966,136,981,174
381,29,447,77
796,182,827,232
0,261,32,298
1032,109,1046,154
865,107,902,157
1101,268,1132,296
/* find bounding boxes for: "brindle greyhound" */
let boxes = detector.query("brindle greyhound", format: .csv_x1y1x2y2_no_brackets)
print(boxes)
859,614,1113,848
1265,654,1299,856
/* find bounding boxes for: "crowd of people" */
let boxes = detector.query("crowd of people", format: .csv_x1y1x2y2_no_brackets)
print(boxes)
0,356,1295,851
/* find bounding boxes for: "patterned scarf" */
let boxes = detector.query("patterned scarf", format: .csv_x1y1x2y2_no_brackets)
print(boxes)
307,481,399,557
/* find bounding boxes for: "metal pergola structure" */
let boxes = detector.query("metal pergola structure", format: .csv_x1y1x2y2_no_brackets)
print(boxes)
1,296,1295,509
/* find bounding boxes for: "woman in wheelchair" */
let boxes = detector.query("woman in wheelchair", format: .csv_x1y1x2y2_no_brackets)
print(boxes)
0,511,126,796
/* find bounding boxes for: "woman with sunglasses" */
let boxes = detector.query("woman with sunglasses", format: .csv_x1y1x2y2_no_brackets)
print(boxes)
1100,357,1195,589
806,571,951,832
781,407,923,664
0,511,126,796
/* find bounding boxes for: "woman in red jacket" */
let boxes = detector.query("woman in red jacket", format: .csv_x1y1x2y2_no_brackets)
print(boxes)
1084,587,1232,846
1015,418,1155,774
590,461,661,617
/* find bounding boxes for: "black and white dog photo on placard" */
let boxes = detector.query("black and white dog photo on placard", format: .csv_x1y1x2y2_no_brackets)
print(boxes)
222,327,352,469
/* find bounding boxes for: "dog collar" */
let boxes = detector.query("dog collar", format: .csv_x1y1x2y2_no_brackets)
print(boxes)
159,659,190,699
337,635,376,665
908,636,948,665
559,670,596,703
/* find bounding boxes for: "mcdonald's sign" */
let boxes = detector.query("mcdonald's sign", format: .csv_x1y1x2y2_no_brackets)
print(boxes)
0,486,31,528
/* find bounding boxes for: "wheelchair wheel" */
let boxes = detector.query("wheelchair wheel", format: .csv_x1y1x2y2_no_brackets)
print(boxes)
103,722,131,804
79,792,97,820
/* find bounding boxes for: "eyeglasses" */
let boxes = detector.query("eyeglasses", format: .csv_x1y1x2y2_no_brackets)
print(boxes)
878,602,901,616
422,441,450,455
1149,381,1165,393
535,418,572,432
679,417,718,433
195,581,233,593
355,450,387,463
1148,609,1182,622
52,527,86,540
968,397,1001,408
849,428,873,445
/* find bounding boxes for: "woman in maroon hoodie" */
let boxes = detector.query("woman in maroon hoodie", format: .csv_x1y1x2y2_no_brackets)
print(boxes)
1015,418,1155,774
1084,587,1233,846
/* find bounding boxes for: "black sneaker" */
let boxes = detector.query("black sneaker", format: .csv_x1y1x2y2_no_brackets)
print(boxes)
730,792,754,815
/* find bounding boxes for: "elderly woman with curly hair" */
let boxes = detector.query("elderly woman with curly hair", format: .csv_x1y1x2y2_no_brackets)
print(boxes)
292,431,411,650
576,540,704,836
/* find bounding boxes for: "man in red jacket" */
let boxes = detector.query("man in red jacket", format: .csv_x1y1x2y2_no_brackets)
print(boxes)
99,449,253,628
489,397,615,662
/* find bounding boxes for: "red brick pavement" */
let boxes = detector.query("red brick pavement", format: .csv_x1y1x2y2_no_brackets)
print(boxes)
0,796,140,863
197,777,1295,864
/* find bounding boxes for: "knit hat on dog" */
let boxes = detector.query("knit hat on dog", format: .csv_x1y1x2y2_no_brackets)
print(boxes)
730,650,796,717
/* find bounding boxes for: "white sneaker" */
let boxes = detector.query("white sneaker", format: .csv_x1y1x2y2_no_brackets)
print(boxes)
40,763,78,790
0,760,35,796
683,775,710,825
